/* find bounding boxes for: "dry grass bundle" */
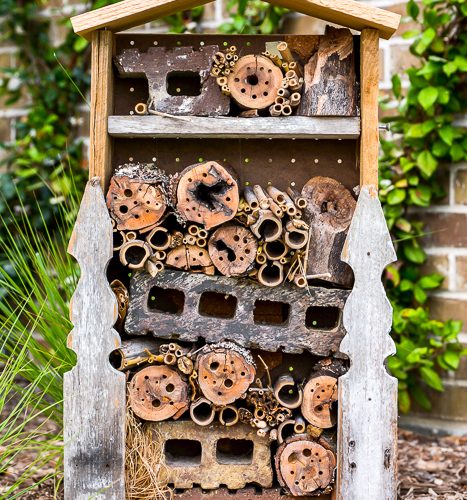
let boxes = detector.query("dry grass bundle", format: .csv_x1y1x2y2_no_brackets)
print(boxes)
125,406,173,500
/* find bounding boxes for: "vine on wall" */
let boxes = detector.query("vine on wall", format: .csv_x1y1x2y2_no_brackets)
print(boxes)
0,0,465,412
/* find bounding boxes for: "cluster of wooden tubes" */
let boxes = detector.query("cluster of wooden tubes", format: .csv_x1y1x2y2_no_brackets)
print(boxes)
117,337,338,494
211,45,238,94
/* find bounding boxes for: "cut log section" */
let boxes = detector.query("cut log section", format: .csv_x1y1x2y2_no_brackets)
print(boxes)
176,161,239,229
302,176,356,286
228,55,283,110
208,224,257,276
119,240,152,269
166,244,213,273
195,344,255,405
128,365,189,422
276,436,336,495
301,375,338,428
106,176,166,231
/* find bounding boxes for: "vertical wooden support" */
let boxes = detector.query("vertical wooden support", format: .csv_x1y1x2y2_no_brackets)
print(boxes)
90,30,114,190
359,29,379,187
64,178,125,500
336,28,397,499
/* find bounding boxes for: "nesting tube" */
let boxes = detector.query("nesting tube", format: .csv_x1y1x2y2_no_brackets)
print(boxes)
119,240,152,269
219,405,239,427
146,259,165,278
134,102,148,115
263,239,288,261
294,416,306,434
266,185,287,205
257,261,284,287
190,398,215,426
250,210,282,242
244,186,259,210
277,419,296,444
146,226,171,251
282,104,292,117
273,374,303,409
253,185,270,210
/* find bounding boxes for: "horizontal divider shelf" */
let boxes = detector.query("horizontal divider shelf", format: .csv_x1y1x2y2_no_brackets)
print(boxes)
108,115,360,139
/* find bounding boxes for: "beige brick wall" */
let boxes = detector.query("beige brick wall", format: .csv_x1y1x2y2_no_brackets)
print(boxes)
1,0,465,429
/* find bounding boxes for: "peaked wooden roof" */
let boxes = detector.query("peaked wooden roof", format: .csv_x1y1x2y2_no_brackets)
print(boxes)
71,0,400,40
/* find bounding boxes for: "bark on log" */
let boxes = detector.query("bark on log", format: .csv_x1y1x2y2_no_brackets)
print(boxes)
228,55,283,110
176,161,239,229
208,224,257,276
106,175,166,231
301,375,338,429
195,344,255,405
298,27,357,117
128,365,189,421
276,436,336,495
301,176,356,287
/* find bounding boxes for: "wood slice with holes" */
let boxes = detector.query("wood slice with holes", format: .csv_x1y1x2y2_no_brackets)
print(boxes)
208,224,257,276
301,375,338,428
106,175,166,231
176,161,239,230
166,244,213,273
195,345,255,405
228,55,283,110
302,176,356,287
275,436,336,496
128,365,189,422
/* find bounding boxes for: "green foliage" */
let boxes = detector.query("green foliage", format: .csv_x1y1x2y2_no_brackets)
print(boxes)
380,0,466,412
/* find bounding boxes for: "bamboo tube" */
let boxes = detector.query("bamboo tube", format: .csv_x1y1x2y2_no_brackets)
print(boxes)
213,52,225,64
289,92,301,107
146,226,171,251
250,210,282,242
216,75,228,86
256,252,267,265
188,224,200,236
134,102,148,115
287,185,308,209
273,374,303,409
288,61,303,78
280,256,291,265
190,398,215,426
275,96,289,106
171,231,184,248
277,88,290,98
282,193,297,216
263,239,288,261
284,220,308,249
229,45,237,53
219,405,239,427
196,237,207,248
153,250,166,261
198,228,208,239
126,231,137,241
253,185,270,210
224,68,231,75
244,186,259,210
269,199,283,218
164,352,176,365
266,185,287,204
146,259,164,277
257,261,284,287
222,85,231,95
289,78,302,91
113,230,126,251
282,104,292,116
225,52,233,61
281,62,289,72
185,234,197,246
281,79,289,89
270,103,283,117
109,338,162,371
211,66,221,76
233,54,239,62
120,240,152,269
277,419,296,444
277,41,295,64
294,416,307,434
294,274,307,288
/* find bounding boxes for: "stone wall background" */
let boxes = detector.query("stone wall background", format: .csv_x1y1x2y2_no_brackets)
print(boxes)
0,0,465,432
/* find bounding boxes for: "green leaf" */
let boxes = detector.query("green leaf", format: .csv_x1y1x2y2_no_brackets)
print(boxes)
443,61,457,76
409,186,431,206
418,274,443,289
407,0,419,18
443,350,460,370
450,143,465,162
72,37,89,53
417,86,438,110
420,367,444,391
400,279,414,292
414,28,436,55
392,74,402,98
403,243,426,264
411,385,432,410
387,188,407,205
432,140,449,157
417,150,438,177
398,389,411,413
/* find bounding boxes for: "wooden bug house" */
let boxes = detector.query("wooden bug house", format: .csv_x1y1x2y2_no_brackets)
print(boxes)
66,1,401,499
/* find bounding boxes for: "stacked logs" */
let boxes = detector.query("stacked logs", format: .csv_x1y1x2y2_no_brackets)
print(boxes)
118,337,342,496
212,41,303,117
107,161,342,288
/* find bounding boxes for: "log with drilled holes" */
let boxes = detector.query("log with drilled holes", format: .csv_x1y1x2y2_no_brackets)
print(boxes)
208,224,257,276
128,364,189,422
275,436,336,496
301,375,338,429
176,161,240,229
195,343,256,405
166,244,214,274
302,176,356,287
106,175,166,231
228,55,283,110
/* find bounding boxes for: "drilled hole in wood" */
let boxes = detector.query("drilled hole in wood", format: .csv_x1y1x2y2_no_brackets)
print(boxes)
305,306,340,330
166,71,201,96
148,286,185,315
247,74,259,85
192,179,230,211
165,439,202,466
215,240,236,261
198,291,237,319
253,300,289,326
216,439,253,465
119,205,129,214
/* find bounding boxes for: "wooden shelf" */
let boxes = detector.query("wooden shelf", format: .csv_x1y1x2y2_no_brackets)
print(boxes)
108,115,360,139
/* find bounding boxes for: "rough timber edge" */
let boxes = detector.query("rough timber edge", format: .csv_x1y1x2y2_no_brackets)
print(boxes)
71,0,400,40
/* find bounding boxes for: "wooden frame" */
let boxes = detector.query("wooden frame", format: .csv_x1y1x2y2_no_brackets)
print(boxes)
66,2,400,499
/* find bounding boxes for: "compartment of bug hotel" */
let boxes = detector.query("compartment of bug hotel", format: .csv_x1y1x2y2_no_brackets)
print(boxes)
113,29,358,119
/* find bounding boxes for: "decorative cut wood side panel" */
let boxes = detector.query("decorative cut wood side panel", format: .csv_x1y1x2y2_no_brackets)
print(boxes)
64,179,126,500
337,186,397,500
125,269,350,355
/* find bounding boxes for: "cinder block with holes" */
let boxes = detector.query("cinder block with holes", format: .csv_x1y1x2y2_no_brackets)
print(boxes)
126,269,349,355
174,486,332,499
155,420,273,490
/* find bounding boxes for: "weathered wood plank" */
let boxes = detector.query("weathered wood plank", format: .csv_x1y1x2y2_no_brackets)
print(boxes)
107,115,361,139
90,31,114,191
125,269,350,355
71,0,400,40
64,178,126,500
359,29,380,188
336,186,397,500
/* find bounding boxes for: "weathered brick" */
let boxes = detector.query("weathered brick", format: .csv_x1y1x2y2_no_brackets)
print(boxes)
454,168,467,205
389,43,419,75
428,297,467,326
455,255,467,292
0,117,11,143
419,213,467,248
421,254,449,290
385,2,421,37
412,383,467,422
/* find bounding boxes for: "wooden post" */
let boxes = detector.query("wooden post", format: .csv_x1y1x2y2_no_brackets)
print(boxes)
89,30,114,190
64,178,126,500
